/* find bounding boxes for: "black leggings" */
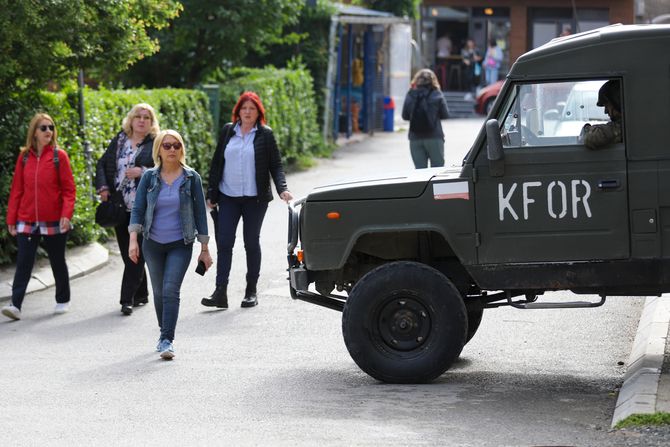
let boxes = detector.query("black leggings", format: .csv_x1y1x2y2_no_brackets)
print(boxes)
12,232,69,309
114,211,149,305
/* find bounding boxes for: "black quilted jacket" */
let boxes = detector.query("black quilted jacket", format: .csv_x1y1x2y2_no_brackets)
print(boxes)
207,123,289,204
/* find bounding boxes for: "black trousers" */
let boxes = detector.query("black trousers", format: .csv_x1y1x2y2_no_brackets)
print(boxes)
12,232,69,309
215,195,268,288
114,211,148,305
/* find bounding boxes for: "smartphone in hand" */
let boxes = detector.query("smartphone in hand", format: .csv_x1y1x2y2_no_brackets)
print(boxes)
195,260,206,276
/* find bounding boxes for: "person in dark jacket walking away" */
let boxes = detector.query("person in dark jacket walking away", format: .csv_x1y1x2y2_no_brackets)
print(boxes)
402,69,450,169
201,91,293,310
95,103,159,316
2,113,76,321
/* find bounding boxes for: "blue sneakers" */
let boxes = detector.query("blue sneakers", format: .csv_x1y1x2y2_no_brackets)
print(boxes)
158,339,175,360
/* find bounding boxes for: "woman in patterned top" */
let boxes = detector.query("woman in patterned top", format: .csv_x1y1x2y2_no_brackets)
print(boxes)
95,103,159,316
2,113,76,321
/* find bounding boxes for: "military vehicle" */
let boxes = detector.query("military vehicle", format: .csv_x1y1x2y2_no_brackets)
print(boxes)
286,24,670,383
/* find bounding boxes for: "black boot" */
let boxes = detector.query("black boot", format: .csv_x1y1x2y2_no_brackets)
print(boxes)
241,285,258,308
201,285,228,309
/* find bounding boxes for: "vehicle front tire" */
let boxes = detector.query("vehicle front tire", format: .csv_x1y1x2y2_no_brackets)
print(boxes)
342,261,467,383
466,308,483,343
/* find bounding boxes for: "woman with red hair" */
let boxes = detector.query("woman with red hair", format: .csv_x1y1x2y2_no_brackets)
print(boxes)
202,91,292,309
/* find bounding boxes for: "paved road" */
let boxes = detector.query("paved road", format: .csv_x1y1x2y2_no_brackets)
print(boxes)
0,119,650,446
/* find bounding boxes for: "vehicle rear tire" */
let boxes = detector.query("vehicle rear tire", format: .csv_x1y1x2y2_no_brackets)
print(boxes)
342,261,467,383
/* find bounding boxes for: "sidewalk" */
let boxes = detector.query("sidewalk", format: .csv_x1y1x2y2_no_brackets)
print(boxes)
0,242,108,301
612,295,670,426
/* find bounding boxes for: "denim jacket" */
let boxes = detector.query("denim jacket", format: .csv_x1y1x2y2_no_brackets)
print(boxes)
129,166,209,245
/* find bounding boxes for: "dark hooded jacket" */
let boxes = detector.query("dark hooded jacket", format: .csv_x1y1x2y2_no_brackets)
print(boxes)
401,86,449,141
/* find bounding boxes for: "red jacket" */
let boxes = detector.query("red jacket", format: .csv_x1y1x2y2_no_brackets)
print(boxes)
6,145,76,225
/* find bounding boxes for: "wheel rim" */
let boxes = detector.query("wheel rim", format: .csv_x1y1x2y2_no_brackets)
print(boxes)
377,295,431,352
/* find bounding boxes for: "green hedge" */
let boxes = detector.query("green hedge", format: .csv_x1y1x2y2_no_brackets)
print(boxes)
214,64,329,166
0,88,214,264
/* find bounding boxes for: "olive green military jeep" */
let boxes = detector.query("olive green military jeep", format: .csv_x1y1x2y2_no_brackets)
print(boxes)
287,24,670,383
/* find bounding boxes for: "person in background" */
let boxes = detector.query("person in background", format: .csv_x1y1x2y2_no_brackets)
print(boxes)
461,38,482,96
129,129,212,360
2,113,76,321
436,34,452,60
96,103,159,316
579,80,623,149
201,91,292,310
484,38,503,85
401,69,450,169
434,34,453,89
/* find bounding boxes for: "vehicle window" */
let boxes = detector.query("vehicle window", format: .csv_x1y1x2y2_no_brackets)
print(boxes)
499,80,609,148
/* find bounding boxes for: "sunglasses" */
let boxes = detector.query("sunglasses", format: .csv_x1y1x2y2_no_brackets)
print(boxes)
161,142,182,151
38,125,55,132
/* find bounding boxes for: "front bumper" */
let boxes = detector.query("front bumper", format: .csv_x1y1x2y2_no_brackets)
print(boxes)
286,198,344,312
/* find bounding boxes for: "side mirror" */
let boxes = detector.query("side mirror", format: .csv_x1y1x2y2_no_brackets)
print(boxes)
486,119,504,177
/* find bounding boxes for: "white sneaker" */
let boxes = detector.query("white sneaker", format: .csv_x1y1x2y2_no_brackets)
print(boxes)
54,302,70,314
1,305,21,320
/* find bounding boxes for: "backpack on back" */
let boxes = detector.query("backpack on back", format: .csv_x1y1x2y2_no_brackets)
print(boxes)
23,147,60,170
409,90,435,135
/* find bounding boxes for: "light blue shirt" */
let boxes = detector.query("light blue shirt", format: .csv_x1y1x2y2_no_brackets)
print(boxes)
149,174,186,244
220,122,257,197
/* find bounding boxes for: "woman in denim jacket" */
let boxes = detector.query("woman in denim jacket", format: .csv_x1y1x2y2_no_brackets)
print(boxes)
128,129,212,360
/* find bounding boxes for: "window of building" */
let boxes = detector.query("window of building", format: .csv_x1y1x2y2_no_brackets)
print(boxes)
529,8,609,49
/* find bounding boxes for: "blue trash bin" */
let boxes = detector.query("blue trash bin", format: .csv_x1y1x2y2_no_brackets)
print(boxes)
383,96,395,132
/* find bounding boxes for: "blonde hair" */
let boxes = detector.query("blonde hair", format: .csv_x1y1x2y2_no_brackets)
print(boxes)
21,113,58,154
121,103,160,138
152,129,187,167
411,69,441,91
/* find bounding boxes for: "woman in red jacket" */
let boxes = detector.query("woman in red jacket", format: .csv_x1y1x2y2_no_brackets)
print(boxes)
1,113,76,321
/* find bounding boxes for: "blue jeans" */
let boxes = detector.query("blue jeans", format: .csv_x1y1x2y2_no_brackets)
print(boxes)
142,238,193,342
216,195,268,288
12,232,70,309
485,67,499,86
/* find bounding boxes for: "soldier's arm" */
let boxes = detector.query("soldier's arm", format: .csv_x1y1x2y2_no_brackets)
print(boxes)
581,122,618,150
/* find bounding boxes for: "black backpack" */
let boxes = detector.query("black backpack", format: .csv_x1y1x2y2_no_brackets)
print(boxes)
409,90,435,135
22,147,61,188
23,147,60,170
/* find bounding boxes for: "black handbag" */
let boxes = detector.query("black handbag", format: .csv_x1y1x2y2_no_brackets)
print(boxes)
95,190,127,227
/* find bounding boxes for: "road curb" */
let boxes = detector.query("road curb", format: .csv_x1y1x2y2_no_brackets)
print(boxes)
0,242,109,302
612,296,670,427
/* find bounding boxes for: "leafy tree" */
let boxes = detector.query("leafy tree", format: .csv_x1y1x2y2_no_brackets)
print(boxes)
0,0,182,92
120,0,305,88
243,0,335,126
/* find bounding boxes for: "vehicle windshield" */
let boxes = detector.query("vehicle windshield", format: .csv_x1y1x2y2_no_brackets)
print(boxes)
499,79,611,148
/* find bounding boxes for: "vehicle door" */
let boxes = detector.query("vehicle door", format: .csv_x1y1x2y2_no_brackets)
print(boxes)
473,79,629,264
